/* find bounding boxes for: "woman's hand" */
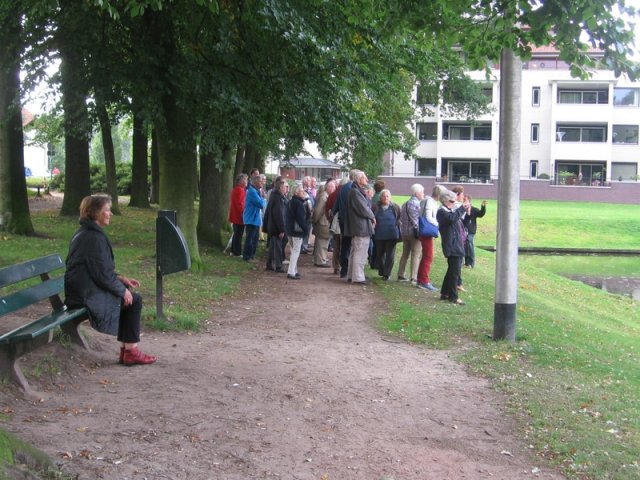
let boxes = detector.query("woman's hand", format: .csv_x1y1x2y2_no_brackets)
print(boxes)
119,275,140,289
123,288,133,307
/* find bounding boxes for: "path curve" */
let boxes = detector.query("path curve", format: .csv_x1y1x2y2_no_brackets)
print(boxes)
1,252,564,479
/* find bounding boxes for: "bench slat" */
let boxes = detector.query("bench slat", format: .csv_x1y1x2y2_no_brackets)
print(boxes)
0,307,88,344
0,276,65,317
0,254,63,288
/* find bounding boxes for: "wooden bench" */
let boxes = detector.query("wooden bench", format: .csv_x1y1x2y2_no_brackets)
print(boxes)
0,254,90,395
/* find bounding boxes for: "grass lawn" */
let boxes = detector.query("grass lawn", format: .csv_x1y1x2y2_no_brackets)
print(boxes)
379,198,640,479
1,199,639,479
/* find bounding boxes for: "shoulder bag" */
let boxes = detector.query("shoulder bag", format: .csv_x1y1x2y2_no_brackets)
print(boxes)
418,201,439,238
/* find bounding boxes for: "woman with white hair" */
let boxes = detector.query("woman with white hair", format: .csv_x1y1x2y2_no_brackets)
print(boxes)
436,189,469,305
397,183,424,284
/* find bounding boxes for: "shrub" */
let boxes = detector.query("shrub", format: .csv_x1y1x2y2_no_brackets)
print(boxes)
537,173,550,180
49,163,135,195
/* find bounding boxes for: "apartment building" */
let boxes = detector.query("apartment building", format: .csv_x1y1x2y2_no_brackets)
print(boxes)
386,47,640,192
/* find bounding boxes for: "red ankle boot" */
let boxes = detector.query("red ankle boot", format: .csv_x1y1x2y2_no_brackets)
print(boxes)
122,347,157,366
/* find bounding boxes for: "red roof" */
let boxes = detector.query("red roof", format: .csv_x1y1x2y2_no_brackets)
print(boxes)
21,108,35,127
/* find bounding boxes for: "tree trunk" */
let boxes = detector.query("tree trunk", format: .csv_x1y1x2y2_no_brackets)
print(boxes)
197,151,217,246
157,94,201,266
218,147,233,240
0,5,34,235
150,127,159,204
58,32,91,217
96,101,120,214
198,145,233,248
233,145,245,179
129,112,150,208
243,143,257,174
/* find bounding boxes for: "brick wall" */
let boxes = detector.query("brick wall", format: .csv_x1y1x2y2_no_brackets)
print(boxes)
378,177,640,204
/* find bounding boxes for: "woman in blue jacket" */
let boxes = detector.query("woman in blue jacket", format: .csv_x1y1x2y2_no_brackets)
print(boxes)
242,175,267,262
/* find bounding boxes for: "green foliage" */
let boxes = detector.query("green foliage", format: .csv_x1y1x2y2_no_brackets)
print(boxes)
0,429,59,479
49,163,137,195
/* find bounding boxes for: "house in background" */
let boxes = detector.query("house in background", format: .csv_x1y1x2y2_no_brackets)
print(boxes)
22,109,49,177
278,156,344,181
380,45,640,204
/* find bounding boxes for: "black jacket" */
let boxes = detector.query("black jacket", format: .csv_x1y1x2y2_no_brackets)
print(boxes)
286,195,311,238
263,190,289,236
436,205,467,257
64,219,126,336
463,204,486,235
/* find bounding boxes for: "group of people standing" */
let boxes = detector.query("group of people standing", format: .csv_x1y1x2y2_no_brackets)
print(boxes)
227,168,487,306
393,182,486,305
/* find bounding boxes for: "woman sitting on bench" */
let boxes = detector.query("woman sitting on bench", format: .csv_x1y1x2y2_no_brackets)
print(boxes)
64,194,157,366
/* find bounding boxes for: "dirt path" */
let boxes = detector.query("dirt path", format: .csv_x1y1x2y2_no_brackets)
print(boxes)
1,242,564,479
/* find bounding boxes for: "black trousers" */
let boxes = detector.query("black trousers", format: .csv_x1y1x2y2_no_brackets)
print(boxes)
375,239,397,278
266,235,285,270
339,234,352,277
441,256,462,301
117,292,143,343
231,223,244,257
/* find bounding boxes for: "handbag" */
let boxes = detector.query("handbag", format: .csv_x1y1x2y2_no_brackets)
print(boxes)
418,202,439,238
329,211,341,235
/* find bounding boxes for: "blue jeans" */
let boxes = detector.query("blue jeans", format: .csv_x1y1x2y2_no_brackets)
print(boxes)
243,225,260,260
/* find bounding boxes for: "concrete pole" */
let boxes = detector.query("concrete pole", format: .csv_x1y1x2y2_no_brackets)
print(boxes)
493,49,522,341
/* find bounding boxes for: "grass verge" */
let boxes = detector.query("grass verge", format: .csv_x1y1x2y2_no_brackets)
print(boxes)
378,246,639,479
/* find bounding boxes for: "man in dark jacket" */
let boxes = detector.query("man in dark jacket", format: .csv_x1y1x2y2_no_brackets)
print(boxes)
332,169,358,278
264,178,289,272
343,170,375,284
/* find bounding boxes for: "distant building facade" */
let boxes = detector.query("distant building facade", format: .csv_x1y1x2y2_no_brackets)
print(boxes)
279,156,344,181
382,46,640,203
22,109,49,177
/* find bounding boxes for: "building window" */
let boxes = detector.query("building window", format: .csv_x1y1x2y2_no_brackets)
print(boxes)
612,162,637,181
612,125,639,144
531,123,539,143
530,160,539,178
481,86,493,102
557,89,608,104
613,88,639,106
443,159,491,183
532,87,540,106
556,162,605,186
416,122,438,141
556,124,607,143
443,123,492,141
416,158,437,176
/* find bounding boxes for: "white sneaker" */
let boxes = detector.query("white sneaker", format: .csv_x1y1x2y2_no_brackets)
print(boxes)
282,260,290,265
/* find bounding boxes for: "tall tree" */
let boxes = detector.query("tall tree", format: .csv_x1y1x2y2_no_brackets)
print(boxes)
96,100,120,214
56,1,93,216
0,2,34,235
129,109,150,208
